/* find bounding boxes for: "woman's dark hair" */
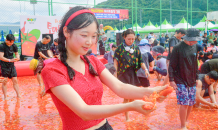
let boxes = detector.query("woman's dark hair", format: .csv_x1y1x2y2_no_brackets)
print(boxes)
121,31,126,38
112,44,117,48
58,6,99,80
6,34,15,41
136,35,141,41
43,35,51,39
86,49,92,56
207,70,218,80
207,52,212,56
123,29,135,38
54,38,58,42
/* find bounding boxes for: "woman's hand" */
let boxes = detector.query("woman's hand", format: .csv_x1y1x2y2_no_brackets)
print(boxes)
152,85,168,93
145,69,150,79
130,100,155,115
156,95,168,103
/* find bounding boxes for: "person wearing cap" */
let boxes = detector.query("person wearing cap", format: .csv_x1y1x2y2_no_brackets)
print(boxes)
195,71,218,109
163,28,186,86
153,55,167,81
169,28,201,130
0,34,21,100
137,39,155,87
207,32,215,47
99,35,107,55
138,39,151,53
135,34,141,46
151,45,165,59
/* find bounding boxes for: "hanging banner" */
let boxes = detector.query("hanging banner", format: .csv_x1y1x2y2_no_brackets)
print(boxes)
20,15,61,56
20,15,97,56
89,8,129,19
69,7,129,19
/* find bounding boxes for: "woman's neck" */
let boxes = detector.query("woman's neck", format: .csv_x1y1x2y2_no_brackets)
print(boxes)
66,50,81,64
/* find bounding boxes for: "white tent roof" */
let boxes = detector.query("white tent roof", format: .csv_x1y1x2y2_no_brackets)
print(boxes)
193,22,214,29
156,24,173,30
174,23,192,29
156,19,173,30
214,22,218,27
141,21,156,30
174,17,192,29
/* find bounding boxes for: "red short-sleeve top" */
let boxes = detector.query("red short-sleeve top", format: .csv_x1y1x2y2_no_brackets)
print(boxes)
41,55,106,130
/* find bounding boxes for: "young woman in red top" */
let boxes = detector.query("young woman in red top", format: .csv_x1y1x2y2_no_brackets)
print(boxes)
41,6,167,130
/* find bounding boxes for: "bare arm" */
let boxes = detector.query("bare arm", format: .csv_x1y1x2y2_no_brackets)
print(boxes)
51,84,154,121
15,52,20,61
170,46,173,53
196,80,212,106
38,52,49,59
100,68,166,99
0,52,16,62
149,61,154,68
114,59,118,77
209,83,216,103
47,50,54,57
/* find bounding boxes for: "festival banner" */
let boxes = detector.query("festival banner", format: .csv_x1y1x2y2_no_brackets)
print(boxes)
88,8,129,19
20,15,97,56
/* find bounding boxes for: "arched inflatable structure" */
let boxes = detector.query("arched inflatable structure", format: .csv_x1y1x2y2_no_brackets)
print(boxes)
103,26,114,31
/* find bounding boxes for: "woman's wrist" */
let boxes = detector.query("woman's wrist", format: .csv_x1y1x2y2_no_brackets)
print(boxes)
127,102,135,111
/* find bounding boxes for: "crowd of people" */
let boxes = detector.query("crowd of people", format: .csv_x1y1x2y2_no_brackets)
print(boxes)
0,6,218,130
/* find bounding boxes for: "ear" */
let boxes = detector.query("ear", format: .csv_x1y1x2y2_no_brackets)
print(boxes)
63,26,70,39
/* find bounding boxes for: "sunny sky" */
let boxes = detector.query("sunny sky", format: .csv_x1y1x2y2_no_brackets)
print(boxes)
0,0,107,24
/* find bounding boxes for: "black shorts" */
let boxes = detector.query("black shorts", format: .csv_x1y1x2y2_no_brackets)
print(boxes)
96,120,113,130
203,89,216,97
137,77,150,87
1,66,17,79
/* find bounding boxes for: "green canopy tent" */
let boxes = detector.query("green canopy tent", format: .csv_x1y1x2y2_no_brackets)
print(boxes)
141,20,156,30
193,16,215,30
174,17,192,29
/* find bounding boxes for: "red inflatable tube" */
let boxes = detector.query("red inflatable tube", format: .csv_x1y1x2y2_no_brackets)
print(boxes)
14,56,109,77
15,61,34,77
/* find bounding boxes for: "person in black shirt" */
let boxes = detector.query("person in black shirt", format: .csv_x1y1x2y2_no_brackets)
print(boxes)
0,34,20,100
50,38,59,58
195,71,218,108
206,52,218,60
163,28,186,86
34,35,53,87
200,59,218,74
169,28,202,130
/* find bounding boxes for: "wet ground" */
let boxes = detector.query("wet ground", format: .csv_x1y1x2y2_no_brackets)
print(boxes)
0,74,218,130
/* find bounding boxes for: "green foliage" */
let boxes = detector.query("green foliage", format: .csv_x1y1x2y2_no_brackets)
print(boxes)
96,0,217,30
